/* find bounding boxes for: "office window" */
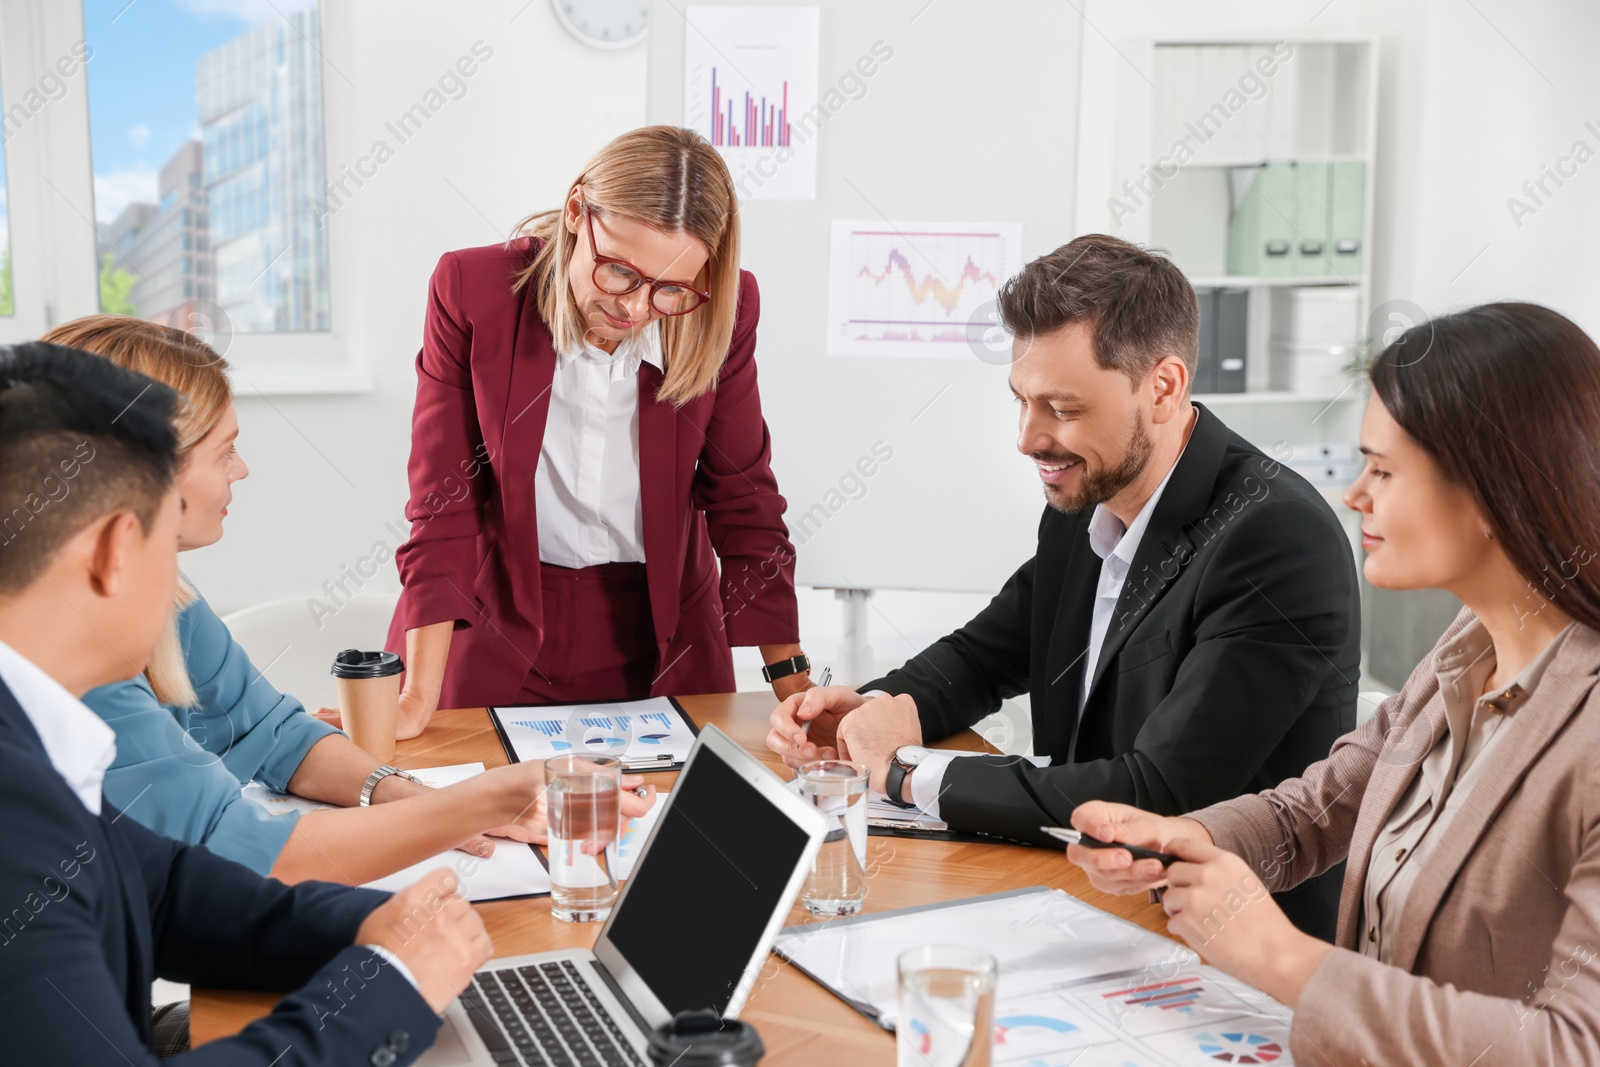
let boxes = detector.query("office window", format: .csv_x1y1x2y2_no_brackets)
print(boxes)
85,0,330,334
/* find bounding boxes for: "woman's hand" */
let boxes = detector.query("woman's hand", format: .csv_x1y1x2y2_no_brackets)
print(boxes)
480,763,658,852
395,684,437,742
1065,800,1213,895
770,672,813,703
759,644,813,703
1157,836,1332,1008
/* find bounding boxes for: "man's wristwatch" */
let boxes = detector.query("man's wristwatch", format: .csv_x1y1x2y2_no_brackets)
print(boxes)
884,745,931,809
761,654,811,684
360,765,422,807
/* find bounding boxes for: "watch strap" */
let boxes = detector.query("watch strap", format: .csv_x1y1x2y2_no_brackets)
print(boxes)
761,654,811,684
360,765,421,807
884,758,917,809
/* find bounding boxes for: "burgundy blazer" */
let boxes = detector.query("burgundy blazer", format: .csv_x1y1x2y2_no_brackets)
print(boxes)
386,239,800,709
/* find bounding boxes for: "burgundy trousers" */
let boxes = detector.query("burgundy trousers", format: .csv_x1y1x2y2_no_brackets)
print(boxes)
514,562,659,704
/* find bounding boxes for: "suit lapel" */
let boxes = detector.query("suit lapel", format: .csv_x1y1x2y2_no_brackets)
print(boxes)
638,363,680,653
498,271,557,627
1081,405,1228,704
1387,648,1599,970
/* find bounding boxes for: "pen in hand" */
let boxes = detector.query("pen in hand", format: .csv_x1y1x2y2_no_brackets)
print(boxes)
1040,826,1181,866
798,666,831,737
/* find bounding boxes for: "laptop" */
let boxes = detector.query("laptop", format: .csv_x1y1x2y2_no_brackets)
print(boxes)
417,724,827,1067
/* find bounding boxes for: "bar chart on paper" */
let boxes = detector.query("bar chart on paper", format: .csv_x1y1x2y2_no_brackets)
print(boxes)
826,220,1023,358
683,5,820,200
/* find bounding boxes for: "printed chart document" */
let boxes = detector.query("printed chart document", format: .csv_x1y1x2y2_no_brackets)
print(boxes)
773,887,1297,1065
615,789,668,881
242,762,551,902
489,696,698,771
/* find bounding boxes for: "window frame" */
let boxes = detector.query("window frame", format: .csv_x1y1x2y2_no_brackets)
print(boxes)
0,0,370,395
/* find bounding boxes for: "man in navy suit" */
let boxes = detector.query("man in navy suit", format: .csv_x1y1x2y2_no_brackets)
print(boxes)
0,342,490,1064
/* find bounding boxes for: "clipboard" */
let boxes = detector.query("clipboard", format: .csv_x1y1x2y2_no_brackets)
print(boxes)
488,695,700,772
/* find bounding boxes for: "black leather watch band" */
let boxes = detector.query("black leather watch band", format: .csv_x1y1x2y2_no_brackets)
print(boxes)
884,759,917,809
761,654,811,683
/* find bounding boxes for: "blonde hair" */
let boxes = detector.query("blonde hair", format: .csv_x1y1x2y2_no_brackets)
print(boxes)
41,314,233,708
510,126,741,406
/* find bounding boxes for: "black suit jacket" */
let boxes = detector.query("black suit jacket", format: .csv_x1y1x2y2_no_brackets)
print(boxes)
0,677,441,1065
865,404,1359,934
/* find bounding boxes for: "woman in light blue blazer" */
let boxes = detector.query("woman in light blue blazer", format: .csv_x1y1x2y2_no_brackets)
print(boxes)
56,315,653,881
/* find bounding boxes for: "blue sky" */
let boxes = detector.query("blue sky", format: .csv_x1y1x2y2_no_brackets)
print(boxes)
84,0,315,224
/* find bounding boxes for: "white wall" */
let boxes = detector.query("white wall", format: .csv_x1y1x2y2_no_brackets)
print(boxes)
189,0,1598,710
1409,0,1600,335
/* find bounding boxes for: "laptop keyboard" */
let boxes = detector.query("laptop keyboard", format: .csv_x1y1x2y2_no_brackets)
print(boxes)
458,960,645,1067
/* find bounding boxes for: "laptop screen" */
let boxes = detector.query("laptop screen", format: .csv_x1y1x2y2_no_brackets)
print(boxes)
602,740,811,1017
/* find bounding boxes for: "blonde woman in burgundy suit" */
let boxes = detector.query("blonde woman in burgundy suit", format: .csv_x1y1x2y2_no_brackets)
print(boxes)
1068,302,1600,1064
384,127,814,732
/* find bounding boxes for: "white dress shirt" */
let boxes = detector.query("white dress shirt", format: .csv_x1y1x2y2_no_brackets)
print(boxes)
534,323,662,569
908,445,1187,819
0,636,117,814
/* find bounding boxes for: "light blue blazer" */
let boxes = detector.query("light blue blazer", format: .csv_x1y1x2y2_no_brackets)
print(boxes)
83,582,339,874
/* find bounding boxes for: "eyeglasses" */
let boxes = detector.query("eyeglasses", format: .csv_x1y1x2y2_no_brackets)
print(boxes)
583,206,712,317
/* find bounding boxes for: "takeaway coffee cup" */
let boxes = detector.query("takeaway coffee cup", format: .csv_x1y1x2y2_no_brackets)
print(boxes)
329,649,405,761
647,1011,764,1067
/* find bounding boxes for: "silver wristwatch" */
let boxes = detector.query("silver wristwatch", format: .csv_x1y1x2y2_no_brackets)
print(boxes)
360,765,422,807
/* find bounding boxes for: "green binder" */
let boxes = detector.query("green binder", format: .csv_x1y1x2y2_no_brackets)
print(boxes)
1328,161,1365,278
1293,163,1331,277
1227,163,1297,277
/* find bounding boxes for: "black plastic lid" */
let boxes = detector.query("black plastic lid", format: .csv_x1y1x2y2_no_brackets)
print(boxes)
329,649,405,679
647,1012,764,1067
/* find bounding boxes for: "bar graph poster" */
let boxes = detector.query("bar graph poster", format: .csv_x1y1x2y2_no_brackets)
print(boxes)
827,220,1023,358
683,6,819,201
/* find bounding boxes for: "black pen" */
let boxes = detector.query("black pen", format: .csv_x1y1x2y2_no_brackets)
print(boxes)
1041,826,1181,866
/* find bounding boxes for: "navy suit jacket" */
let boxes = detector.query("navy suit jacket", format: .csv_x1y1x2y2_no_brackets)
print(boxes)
0,678,441,1064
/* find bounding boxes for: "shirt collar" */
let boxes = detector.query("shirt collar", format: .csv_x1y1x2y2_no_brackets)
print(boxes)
0,636,116,814
1434,616,1575,715
558,320,664,376
1087,441,1187,566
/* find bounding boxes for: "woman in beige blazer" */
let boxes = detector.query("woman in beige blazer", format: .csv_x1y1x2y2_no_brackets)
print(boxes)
1068,301,1600,1065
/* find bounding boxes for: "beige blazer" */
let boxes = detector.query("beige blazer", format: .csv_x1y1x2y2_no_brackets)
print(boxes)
1191,608,1600,1066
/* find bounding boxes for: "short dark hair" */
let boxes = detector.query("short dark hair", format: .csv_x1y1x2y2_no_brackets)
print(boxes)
0,342,182,595
997,234,1200,387
1369,302,1600,632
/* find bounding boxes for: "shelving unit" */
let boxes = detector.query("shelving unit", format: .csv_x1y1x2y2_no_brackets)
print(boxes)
1106,37,1380,408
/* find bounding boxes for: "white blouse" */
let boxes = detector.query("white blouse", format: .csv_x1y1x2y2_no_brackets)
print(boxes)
533,322,662,569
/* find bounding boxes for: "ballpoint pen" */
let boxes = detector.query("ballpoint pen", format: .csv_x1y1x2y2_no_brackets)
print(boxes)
1040,826,1181,866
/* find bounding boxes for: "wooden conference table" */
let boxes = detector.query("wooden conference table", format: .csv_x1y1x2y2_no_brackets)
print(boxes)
192,693,1175,1060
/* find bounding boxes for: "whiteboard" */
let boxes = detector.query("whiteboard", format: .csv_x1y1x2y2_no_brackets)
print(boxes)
647,0,1084,593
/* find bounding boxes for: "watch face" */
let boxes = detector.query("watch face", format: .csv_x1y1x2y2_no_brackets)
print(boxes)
896,745,932,767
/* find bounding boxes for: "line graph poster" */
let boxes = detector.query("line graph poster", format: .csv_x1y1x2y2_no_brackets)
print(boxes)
827,220,1023,358
684,6,820,201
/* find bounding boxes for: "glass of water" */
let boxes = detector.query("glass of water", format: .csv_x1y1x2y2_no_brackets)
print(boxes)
544,754,622,923
897,945,996,1067
797,759,869,916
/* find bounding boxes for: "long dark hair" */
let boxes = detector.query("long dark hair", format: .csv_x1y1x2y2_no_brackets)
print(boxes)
1368,301,1600,630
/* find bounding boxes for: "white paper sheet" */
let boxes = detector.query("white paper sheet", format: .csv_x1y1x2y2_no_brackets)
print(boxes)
826,220,1024,359
683,6,820,201
491,696,696,769
242,763,551,902
775,887,1297,1064
614,790,668,881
